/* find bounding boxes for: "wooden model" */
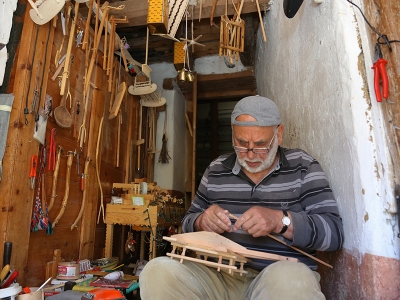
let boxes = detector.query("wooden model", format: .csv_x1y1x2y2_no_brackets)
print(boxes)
164,231,298,275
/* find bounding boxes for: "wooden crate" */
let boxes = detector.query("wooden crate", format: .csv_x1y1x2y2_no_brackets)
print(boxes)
147,0,169,34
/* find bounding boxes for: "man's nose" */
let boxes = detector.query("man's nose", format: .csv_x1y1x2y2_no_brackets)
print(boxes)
246,150,257,159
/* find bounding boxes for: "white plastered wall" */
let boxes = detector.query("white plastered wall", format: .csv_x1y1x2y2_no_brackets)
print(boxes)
255,0,399,258
150,63,186,192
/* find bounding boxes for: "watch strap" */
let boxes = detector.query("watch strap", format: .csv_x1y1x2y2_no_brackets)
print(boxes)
279,210,289,235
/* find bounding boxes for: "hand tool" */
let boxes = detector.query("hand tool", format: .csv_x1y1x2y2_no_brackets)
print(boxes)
30,155,38,189
371,43,389,102
2,242,12,268
0,265,10,281
228,213,332,268
0,269,18,288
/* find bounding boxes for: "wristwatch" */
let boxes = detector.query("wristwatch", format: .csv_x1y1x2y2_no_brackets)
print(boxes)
279,210,291,234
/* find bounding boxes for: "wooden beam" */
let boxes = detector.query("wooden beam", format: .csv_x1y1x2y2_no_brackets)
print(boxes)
163,69,257,100
105,0,267,28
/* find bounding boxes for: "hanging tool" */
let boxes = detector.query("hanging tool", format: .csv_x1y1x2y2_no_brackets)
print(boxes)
96,117,105,223
52,151,74,230
48,128,57,171
371,43,389,102
30,155,38,189
60,2,80,96
48,145,63,212
31,61,41,113
71,157,92,230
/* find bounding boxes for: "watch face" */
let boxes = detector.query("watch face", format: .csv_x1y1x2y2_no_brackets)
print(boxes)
282,216,291,226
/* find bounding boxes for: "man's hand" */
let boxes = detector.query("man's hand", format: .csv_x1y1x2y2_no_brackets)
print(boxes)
194,205,232,234
233,206,284,237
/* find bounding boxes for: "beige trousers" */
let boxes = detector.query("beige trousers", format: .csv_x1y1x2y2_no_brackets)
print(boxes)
139,256,325,300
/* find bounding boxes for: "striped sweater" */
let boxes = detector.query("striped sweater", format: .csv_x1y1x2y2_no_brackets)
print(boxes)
181,147,344,271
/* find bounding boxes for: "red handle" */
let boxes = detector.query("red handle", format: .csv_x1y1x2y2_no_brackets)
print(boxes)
372,58,389,102
80,174,85,191
30,155,38,177
376,58,389,99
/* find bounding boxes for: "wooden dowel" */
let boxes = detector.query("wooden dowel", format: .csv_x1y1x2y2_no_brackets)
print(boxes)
228,214,333,268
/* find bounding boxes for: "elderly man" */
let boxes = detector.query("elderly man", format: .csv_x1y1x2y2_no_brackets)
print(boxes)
140,96,344,300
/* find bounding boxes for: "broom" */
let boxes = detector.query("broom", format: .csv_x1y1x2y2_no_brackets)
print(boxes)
158,106,171,164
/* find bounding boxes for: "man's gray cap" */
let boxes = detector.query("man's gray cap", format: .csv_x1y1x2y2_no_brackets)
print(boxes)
231,95,281,127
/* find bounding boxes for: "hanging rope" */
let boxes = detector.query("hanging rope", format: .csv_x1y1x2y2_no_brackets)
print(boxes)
158,106,171,164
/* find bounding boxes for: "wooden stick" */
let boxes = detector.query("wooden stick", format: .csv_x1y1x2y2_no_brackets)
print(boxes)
103,12,108,70
48,146,63,212
82,0,94,50
96,117,105,224
255,0,267,42
116,112,122,167
228,214,333,268
185,113,193,137
60,2,80,96
107,16,114,77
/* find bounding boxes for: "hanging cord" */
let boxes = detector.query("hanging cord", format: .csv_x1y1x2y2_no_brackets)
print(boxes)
182,9,189,71
346,0,400,51
35,23,52,130
24,24,40,125
158,106,171,163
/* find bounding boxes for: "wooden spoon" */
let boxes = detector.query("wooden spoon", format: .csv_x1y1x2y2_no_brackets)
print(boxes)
54,83,73,128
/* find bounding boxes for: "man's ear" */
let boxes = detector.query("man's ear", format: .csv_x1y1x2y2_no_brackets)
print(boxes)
277,124,284,145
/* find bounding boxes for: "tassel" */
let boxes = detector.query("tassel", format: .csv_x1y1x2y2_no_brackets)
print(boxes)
158,134,171,164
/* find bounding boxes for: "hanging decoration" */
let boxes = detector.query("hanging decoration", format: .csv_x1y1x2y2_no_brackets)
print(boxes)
128,27,157,96
158,106,171,164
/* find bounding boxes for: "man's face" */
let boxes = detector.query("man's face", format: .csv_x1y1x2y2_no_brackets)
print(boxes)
232,115,283,175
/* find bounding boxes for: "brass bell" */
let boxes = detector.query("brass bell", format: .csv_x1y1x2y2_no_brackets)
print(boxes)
186,71,194,82
178,69,187,82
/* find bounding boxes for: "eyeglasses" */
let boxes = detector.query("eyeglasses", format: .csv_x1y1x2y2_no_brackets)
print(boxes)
233,131,277,155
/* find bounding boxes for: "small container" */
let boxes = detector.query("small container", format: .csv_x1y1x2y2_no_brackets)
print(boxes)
16,287,43,300
57,262,80,280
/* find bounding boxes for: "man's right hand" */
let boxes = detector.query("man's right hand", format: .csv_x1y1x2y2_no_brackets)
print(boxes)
194,205,232,234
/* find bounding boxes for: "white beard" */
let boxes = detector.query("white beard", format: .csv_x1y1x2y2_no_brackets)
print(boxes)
237,138,279,174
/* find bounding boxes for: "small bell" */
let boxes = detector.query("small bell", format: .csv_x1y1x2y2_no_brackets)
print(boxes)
186,71,194,82
178,69,187,82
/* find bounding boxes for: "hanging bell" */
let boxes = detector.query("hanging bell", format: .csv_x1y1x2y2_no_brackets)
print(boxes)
186,71,194,82
178,69,187,82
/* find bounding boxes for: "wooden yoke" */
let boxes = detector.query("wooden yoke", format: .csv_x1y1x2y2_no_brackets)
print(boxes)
52,151,74,229
71,157,92,230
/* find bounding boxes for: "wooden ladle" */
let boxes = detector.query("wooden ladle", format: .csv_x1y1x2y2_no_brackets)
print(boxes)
54,80,73,128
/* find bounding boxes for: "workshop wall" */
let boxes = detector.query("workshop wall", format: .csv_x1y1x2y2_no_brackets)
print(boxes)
0,4,138,286
255,0,399,299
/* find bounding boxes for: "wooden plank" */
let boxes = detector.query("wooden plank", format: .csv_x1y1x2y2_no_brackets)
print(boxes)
0,9,43,286
105,0,268,28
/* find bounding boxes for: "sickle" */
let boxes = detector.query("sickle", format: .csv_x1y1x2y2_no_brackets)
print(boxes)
52,151,74,229
48,145,63,212
71,157,91,230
